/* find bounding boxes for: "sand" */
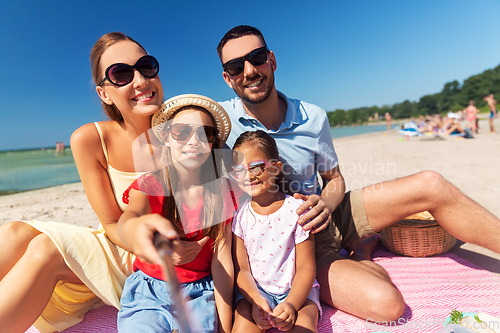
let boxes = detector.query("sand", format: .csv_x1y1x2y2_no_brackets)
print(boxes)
1,117,499,273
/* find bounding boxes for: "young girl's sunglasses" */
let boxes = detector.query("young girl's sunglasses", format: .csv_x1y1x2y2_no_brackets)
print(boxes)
99,55,159,87
222,47,268,77
165,123,219,144
230,160,277,180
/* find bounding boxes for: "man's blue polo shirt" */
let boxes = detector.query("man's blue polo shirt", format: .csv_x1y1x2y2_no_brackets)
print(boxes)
219,91,338,196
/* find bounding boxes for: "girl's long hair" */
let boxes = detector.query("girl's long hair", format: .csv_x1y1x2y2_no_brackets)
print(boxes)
158,106,227,249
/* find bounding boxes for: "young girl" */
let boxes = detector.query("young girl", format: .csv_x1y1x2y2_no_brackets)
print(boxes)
230,130,321,333
117,94,236,333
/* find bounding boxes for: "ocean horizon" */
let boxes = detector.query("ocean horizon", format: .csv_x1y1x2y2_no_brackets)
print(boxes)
0,123,398,195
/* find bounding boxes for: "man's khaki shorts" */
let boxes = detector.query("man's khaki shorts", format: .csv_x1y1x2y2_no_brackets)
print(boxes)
314,189,376,271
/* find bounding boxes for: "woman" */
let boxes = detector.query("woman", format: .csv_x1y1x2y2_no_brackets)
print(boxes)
0,32,201,333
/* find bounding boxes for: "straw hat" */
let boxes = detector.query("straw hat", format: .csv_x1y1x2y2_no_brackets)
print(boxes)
152,94,231,145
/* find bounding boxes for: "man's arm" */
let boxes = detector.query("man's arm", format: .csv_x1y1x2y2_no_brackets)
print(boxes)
294,165,345,233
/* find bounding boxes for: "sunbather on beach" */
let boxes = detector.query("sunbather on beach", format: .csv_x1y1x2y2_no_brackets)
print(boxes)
0,32,201,333
438,116,465,136
215,25,500,323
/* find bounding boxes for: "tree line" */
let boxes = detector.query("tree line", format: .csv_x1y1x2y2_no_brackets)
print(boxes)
327,63,500,126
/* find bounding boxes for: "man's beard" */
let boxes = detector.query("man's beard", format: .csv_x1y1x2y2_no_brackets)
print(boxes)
237,74,275,105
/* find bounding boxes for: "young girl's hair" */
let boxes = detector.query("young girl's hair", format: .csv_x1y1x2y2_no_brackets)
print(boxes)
158,106,227,249
233,130,284,193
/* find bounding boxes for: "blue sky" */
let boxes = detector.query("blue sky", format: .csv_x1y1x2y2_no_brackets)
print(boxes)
1,0,499,150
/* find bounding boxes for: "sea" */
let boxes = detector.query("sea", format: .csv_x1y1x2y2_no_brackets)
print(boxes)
0,123,398,195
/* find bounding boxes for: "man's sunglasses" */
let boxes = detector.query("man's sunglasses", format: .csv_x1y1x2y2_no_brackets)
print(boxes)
99,55,159,87
222,47,268,77
165,123,219,144
229,160,277,180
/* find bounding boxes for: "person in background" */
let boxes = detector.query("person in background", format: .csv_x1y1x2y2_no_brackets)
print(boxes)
464,100,479,133
384,112,392,131
483,94,497,134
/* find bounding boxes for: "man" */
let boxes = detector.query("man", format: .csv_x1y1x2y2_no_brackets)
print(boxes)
483,94,497,134
217,25,500,322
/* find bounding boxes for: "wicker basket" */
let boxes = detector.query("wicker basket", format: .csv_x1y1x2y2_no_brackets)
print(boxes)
380,211,457,257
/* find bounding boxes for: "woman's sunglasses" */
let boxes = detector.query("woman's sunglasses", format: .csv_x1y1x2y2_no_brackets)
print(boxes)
165,123,218,144
99,55,159,87
222,47,268,77
230,160,277,180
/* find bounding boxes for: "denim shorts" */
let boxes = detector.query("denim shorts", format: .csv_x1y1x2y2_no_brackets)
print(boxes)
118,270,217,333
234,283,322,318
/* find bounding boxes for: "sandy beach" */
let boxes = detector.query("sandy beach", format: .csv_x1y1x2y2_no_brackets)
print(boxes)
1,117,499,274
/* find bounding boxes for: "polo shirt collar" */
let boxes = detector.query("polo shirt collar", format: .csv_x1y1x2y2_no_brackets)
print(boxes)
278,91,305,130
235,91,305,131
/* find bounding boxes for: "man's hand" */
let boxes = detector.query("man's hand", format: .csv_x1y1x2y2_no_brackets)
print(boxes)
294,193,332,234
170,236,209,265
252,297,273,330
269,301,296,331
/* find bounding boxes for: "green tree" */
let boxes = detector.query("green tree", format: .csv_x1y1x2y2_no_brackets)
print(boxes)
395,100,414,118
439,80,461,112
327,109,347,126
417,94,439,115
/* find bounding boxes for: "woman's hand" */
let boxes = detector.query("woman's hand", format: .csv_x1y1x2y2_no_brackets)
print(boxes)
170,236,210,265
124,215,208,266
293,193,332,234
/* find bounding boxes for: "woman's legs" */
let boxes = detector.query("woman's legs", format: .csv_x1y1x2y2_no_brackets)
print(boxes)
0,222,40,279
0,223,82,333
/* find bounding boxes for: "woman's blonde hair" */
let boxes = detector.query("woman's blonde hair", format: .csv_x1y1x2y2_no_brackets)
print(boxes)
90,32,147,121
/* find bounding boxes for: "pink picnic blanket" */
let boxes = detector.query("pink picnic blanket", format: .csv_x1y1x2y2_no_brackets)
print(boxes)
26,247,500,333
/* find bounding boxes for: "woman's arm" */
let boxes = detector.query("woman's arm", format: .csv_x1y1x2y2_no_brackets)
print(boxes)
71,123,130,248
269,234,316,330
211,223,234,333
294,165,346,233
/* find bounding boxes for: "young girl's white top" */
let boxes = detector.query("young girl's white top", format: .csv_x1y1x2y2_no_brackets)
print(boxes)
232,195,320,295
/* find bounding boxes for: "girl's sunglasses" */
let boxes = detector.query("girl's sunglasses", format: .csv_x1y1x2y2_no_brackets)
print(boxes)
230,160,277,180
222,47,268,77
165,123,218,144
99,55,159,87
